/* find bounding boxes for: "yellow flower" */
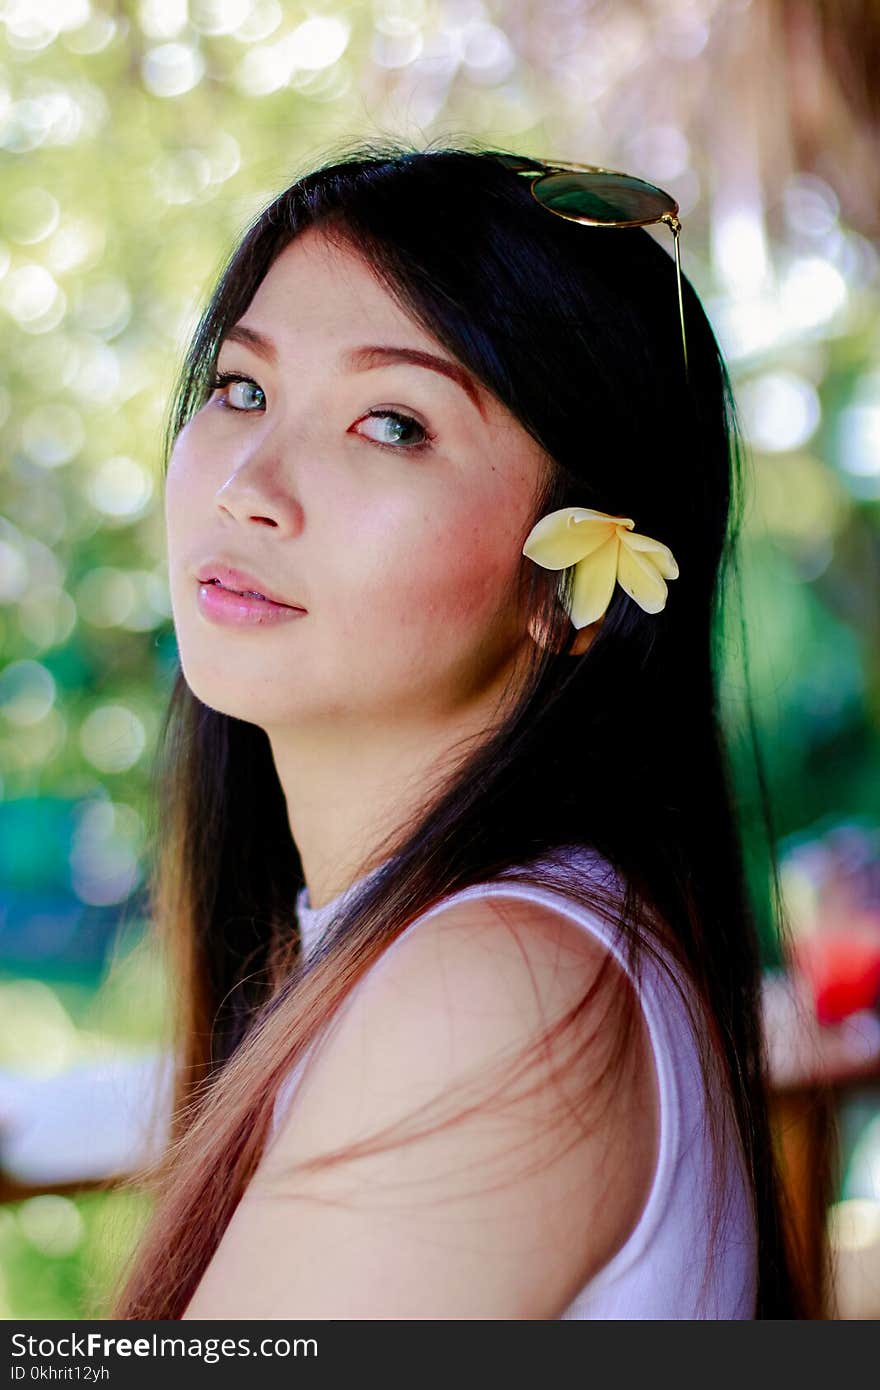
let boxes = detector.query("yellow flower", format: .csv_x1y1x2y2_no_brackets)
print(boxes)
522,506,680,629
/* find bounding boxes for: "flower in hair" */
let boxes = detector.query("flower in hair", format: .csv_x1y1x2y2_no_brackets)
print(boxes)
522,506,679,628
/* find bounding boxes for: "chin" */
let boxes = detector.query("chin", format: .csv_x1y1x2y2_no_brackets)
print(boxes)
178,664,320,729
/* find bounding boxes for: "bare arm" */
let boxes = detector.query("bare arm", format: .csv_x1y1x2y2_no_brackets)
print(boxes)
182,896,659,1320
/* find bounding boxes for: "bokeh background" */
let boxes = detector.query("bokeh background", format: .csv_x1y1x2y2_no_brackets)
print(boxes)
2,0,880,1319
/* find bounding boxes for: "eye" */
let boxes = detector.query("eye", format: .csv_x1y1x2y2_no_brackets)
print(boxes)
208,372,265,411
206,374,434,454
356,408,434,453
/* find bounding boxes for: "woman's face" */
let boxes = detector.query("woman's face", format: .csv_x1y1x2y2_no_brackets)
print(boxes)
165,226,554,734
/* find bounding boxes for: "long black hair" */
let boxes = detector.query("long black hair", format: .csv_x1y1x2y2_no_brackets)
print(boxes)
106,136,829,1319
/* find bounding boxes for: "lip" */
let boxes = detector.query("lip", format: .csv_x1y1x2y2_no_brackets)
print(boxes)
194,563,305,611
196,581,308,628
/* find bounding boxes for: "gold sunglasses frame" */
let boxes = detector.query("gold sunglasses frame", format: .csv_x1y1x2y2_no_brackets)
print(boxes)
498,155,689,384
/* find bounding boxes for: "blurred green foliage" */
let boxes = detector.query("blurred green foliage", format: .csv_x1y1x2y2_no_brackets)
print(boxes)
0,1188,151,1320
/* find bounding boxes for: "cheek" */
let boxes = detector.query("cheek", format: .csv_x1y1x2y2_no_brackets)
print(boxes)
424,546,512,627
345,513,518,641
164,436,201,534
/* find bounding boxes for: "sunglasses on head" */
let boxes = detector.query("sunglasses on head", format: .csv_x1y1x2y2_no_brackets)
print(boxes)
493,153,689,385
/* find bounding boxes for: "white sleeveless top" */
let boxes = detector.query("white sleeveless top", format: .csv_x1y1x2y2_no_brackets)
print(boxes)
267,844,758,1319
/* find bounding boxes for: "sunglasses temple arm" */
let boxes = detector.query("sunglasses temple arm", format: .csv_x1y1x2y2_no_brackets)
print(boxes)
668,218,689,385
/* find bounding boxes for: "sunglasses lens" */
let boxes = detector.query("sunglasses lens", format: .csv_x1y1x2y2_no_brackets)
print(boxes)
532,172,676,226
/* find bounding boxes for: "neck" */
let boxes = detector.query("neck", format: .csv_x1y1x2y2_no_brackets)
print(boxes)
266,709,488,908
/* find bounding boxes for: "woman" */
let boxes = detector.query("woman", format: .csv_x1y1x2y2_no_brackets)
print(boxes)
108,140,824,1319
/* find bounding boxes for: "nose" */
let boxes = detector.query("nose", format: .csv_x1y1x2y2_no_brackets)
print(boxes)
214,445,302,533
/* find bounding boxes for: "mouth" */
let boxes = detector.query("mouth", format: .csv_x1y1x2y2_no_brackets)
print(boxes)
195,565,307,611
195,576,308,627
201,578,278,603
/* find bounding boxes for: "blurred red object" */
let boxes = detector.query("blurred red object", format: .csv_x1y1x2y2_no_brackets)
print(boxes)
792,931,880,1025
778,820,880,1025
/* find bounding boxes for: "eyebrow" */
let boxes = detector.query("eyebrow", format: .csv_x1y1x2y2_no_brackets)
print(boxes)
220,324,487,417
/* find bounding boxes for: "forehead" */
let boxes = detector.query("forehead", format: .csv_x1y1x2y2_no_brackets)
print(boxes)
244,228,426,343
223,227,500,421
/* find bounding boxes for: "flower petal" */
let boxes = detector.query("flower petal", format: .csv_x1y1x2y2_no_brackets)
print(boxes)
568,534,620,627
616,540,669,613
572,508,635,531
523,507,629,570
620,529,679,579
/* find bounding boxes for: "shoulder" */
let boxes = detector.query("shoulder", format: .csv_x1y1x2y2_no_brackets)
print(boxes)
347,888,623,1042
186,892,660,1319
279,892,661,1298
268,892,635,1164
